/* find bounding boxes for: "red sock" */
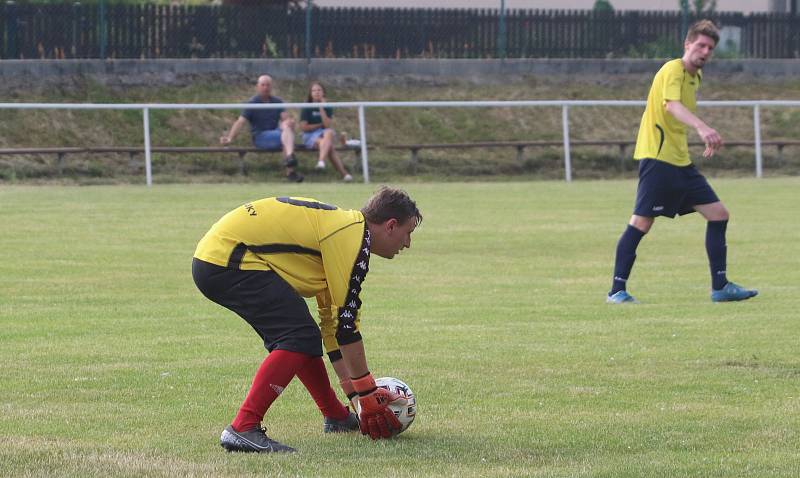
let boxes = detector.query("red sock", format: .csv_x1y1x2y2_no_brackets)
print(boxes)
296,356,349,420
231,349,312,432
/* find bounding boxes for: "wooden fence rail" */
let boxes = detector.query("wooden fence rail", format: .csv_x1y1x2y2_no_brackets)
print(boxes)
2,5,800,60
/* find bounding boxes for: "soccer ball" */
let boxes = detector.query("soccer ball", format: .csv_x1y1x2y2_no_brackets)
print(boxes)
357,376,416,435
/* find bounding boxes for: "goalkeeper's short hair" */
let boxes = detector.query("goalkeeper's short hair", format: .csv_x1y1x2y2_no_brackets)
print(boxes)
361,186,422,226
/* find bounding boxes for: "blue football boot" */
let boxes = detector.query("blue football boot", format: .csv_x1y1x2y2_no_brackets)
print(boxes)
711,282,758,302
606,290,639,304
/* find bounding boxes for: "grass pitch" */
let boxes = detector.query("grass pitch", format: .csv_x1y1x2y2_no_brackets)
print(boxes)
1,179,798,477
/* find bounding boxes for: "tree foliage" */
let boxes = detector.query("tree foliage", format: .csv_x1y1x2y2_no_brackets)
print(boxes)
223,0,303,7
593,0,614,13
679,0,717,15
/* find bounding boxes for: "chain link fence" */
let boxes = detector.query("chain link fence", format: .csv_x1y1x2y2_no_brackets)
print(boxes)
2,4,800,60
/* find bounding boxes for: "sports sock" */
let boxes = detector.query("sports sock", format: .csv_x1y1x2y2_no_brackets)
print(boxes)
706,220,729,291
296,356,350,420
610,225,646,295
232,349,312,432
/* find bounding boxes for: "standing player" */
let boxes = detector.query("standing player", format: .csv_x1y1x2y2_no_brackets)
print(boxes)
192,187,422,452
607,20,757,304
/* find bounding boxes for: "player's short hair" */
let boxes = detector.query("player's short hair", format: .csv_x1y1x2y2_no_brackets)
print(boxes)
361,186,422,226
686,19,719,45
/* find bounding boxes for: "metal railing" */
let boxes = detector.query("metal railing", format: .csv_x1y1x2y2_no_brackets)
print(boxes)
2,99,799,185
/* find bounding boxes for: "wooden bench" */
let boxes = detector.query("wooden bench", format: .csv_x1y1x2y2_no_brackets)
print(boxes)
0,144,361,176
383,139,800,172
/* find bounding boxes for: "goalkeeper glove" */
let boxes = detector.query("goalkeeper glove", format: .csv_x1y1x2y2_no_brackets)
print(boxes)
352,373,405,440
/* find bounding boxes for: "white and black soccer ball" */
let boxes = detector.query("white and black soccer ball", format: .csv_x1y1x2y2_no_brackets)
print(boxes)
357,376,416,435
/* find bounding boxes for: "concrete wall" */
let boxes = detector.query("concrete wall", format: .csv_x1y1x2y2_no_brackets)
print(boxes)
2,59,799,85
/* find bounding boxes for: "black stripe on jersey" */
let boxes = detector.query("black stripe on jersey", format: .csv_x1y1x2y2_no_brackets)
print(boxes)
655,124,665,157
227,243,321,269
248,244,322,256
227,243,248,269
335,225,371,346
276,197,338,210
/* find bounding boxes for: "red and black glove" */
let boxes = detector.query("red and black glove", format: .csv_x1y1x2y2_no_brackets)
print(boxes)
352,373,405,440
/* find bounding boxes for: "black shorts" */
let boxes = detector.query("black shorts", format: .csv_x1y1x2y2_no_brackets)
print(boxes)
633,159,719,218
191,258,322,356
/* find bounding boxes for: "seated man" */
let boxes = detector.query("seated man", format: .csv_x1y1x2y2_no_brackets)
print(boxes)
220,74,303,182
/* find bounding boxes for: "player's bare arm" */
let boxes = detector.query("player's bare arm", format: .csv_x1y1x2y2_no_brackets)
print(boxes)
665,100,722,157
339,340,369,378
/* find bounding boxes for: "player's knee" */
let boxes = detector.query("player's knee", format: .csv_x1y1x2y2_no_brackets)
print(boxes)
708,203,729,221
718,205,730,221
629,215,653,234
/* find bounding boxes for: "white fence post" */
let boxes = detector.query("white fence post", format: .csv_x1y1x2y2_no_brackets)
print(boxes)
358,105,369,183
143,107,152,187
562,104,572,182
753,104,763,178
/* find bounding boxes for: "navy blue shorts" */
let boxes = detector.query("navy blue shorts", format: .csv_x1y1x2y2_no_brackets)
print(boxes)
633,159,719,218
192,258,322,356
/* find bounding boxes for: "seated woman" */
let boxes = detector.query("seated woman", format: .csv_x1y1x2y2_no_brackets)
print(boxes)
300,82,353,182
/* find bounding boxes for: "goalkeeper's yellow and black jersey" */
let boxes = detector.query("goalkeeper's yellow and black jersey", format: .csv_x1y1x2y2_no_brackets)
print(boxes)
193,196,370,352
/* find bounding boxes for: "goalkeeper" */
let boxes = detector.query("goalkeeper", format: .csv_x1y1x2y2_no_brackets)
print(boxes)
192,187,422,452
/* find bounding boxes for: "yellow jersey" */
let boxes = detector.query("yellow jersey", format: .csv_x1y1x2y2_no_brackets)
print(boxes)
633,58,702,167
193,196,370,353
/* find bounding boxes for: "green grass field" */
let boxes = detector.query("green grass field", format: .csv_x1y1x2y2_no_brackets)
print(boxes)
1,179,798,477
